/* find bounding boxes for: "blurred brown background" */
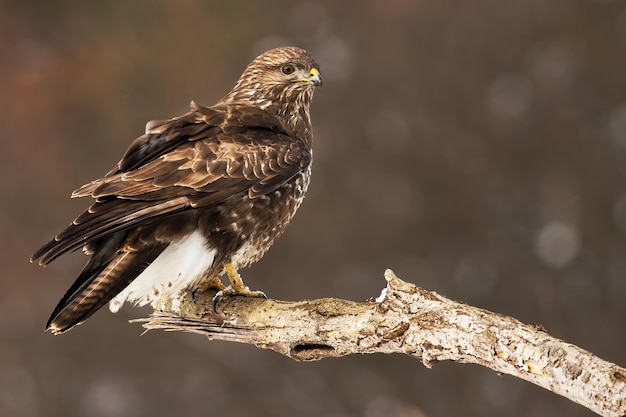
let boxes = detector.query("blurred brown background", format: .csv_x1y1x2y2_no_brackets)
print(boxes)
3,1,626,416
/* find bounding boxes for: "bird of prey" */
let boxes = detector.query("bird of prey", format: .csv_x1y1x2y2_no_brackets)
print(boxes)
32,46,322,334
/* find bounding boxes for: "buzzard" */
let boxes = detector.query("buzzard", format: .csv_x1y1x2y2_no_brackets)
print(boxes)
32,47,322,334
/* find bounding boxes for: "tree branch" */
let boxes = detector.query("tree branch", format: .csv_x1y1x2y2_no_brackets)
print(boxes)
136,269,626,416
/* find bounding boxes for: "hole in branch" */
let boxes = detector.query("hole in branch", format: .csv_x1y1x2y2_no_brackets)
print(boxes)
290,344,336,361
292,343,335,353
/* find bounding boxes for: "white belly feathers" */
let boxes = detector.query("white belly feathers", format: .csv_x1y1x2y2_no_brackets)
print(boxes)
109,230,216,313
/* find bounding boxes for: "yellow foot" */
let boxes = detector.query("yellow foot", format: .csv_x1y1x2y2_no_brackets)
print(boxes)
212,263,266,310
193,276,225,302
196,276,226,293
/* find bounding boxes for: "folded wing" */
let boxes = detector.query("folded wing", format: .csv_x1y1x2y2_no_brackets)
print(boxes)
31,102,310,266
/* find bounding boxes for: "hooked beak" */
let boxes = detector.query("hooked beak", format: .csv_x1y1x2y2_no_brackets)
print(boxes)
308,68,322,87
295,67,322,87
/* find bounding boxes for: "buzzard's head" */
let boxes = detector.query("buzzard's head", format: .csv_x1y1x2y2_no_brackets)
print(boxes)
222,47,321,136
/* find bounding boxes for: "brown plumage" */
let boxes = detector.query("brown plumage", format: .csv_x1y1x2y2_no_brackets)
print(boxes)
32,47,321,334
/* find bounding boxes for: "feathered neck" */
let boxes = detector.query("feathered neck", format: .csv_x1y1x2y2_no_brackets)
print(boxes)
220,76,315,147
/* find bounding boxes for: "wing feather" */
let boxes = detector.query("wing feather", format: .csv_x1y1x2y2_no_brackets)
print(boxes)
33,197,189,265
32,102,311,267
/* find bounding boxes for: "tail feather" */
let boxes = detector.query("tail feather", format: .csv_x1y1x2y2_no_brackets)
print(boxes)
46,243,167,334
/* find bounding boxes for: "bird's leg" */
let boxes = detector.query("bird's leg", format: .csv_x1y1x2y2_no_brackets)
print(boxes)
212,262,266,310
223,263,251,293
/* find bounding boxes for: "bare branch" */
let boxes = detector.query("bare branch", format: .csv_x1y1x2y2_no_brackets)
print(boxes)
136,269,626,416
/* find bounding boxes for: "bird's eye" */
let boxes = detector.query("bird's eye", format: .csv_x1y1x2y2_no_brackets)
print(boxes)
281,64,295,75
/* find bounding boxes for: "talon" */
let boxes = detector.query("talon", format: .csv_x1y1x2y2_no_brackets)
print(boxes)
212,292,222,312
212,285,267,311
195,275,226,306
211,262,267,312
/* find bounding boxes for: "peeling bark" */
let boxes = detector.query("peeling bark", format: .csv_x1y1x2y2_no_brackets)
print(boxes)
136,269,626,417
